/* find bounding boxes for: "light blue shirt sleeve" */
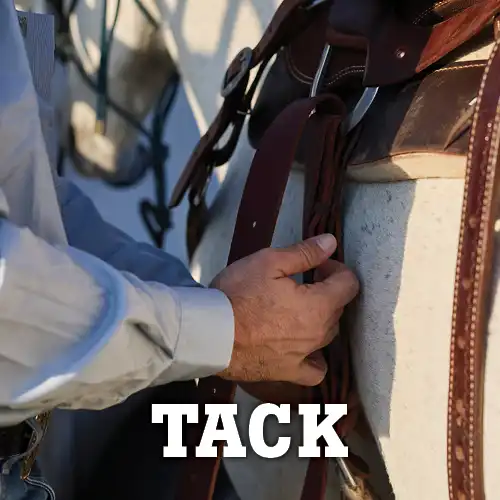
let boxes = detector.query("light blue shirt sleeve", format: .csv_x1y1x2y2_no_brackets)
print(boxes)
0,0,235,425
0,214,234,422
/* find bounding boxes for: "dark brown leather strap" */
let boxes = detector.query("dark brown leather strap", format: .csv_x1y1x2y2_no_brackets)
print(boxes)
300,103,346,500
175,96,345,500
169,0,313,209
448,41,500,500
299,97,372,500
226,97,342,262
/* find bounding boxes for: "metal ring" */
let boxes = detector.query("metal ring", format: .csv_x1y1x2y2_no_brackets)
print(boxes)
341,86,379,134
310,44,379,134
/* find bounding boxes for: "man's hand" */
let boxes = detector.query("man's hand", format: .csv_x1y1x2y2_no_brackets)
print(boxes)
211,234,359,387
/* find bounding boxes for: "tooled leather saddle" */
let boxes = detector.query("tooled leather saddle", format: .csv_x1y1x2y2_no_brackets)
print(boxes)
169,1,500,499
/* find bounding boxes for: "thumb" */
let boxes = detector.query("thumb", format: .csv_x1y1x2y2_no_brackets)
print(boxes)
271,234,337,278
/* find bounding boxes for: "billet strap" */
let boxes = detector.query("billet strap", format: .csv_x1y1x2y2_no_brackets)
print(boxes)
175,95,346,500
168,0,315,209
299,95,375,500
447,41,500,500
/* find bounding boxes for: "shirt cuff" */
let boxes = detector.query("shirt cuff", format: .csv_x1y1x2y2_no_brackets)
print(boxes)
168,287,235,380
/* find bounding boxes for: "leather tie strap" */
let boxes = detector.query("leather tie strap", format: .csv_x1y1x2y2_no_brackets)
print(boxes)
299,103,372,500
448,41,500,500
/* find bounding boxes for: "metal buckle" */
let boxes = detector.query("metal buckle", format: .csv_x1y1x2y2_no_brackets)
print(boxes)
220,0,328,98
310,44,379,134
221,47,253,98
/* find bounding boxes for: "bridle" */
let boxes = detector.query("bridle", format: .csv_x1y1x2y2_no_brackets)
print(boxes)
48,0,179,249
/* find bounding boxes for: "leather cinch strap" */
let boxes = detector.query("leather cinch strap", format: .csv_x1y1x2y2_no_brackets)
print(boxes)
447,40,500,500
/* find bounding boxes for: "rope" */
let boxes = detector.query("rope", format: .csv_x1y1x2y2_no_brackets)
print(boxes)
48,0,179,249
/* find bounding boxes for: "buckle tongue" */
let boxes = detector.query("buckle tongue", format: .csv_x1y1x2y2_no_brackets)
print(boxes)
221,47,253,98
310,44,379,134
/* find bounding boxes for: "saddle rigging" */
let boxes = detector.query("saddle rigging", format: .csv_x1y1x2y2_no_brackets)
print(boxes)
169,1,500,499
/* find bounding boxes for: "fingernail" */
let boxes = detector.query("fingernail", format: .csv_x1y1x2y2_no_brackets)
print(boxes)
314,234,337,253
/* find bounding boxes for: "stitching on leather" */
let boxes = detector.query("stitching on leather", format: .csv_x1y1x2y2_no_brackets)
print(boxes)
447,40,500,500
469,55,500,499
418,1,492,70
285,46,484,89
447,41,496,500
413,0,462,24
285,48,314,84
417,2,480,68
284,48,365,86
329,66,365,85
434,63,486,73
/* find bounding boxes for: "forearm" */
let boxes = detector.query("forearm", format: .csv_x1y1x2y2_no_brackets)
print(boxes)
0,217,234,425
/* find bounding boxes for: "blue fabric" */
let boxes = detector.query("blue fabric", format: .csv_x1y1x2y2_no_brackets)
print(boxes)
0,463,54,500
54,176,199,288
0,420,54,500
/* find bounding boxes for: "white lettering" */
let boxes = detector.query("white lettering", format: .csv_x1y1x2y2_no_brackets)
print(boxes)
196,404,246,458
298,404,348,458
151,404,198,458
249,403,291,458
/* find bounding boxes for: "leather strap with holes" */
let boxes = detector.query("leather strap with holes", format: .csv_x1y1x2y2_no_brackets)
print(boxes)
168,0,313,210
447,40,500,500
175,96,347,500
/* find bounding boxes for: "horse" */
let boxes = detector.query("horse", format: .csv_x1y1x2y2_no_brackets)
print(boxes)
17,1,500,499
164,2,500,500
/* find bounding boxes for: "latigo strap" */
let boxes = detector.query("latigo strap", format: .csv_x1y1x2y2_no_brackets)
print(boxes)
175,96,349,500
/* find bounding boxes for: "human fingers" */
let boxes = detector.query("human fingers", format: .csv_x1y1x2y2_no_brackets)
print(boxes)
262,234,337,278
311,263,360,309
289,351,328,386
